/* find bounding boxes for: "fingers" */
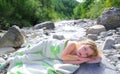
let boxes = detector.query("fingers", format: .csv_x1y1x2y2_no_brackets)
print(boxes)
79,57,91,62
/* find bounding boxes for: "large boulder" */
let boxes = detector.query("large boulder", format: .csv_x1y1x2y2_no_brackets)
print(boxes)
0,25,25,47
86,25,106,35
97,7,120,30
34,21,55,29
73,56,117,74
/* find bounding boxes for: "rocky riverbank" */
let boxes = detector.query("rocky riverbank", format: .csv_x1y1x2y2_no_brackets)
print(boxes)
0,19,120,74
0,7,120,74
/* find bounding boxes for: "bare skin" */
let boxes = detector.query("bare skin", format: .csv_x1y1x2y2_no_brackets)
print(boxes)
62,41,101,65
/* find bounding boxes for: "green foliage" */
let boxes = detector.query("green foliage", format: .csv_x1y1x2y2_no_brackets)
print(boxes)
73,0,120,19
86,0,106,19
110,0,120,8
106,0,112,8
73,0,95,19
73,4,81,19
0,0,79,29
51,0,79,20
1,0,120,30
0,0,53,29
0,0,14,18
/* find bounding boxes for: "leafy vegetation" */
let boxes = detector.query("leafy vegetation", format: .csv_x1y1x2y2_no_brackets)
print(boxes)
0,0,120,29
73,0,120,19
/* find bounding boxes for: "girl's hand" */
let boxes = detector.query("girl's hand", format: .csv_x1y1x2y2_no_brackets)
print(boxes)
78,57,91,62
86,56,102,63
71,58,91,64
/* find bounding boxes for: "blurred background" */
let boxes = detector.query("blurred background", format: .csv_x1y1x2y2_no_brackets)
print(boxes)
0,0,120,30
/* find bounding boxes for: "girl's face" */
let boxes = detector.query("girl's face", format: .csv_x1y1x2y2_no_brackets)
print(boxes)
76,45,94,58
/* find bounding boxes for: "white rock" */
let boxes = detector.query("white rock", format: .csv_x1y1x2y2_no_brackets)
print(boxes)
0,47,15,55
116,64,120,70
114,44,120,49
86,25,106,35
0,57,5,63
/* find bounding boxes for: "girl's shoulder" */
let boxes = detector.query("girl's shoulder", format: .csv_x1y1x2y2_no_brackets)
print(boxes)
67,41,79,49
67,41,78,45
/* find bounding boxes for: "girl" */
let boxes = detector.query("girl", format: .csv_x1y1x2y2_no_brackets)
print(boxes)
62,39,102,64
0,39,102,74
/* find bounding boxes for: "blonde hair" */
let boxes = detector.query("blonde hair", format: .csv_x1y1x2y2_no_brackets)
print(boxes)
79,39,102,58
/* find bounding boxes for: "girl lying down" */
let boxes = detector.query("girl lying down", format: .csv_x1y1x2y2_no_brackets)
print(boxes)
0,39,102,74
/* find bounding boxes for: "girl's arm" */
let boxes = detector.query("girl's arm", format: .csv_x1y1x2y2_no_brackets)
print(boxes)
86,56,102,63
62,42,80,61
63,57,91,64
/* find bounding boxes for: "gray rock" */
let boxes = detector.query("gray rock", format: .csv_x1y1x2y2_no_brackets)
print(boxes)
101,56,117,74
116,27,120,32
102,37,115,50
74,19,86,25
0,57,5,64
97,7,120,30
34,21,55,29
107,30,116,36
110,54,120,62
116,32,120,35
0,47,15,55
74,56,117,74
87,34,97,40
53,35,65,40
0,25,25,47
100,32,108,38
116,64,120,70
114,35,120,44
114,44,120,49
86,25,106,35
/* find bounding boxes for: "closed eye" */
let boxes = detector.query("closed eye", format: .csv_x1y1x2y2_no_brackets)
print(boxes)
84,47,89,57
84,47,88,52
84,47,87,51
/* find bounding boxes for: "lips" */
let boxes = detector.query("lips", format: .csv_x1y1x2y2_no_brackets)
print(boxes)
78,52,81,56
